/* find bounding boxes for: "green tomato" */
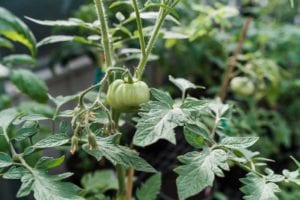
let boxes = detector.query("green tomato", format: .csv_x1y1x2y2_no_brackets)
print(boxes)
230,76,255,96
106,79,150,112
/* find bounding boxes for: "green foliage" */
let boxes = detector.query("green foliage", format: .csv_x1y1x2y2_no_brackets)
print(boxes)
10,69,48,103
175,148,229,200
14,121,39,142
136,173,162,200
0,152,13,168
0,1,300,200
221,137,259,149
35,156,65,170
83,134,156,173
133,88,186,146
2,54,36,67
0,7,37,56
81,170,118,192
28,171,83,200
0,108,19,130
240,172,281,200
32,134,69,149
0,37,13,49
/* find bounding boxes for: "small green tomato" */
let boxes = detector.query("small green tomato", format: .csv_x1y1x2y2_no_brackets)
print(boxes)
230,76,255,96
106,79,150,112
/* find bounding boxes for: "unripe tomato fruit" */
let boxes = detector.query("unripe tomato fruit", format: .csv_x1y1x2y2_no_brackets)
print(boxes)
106,79,150,112
230,76,255,96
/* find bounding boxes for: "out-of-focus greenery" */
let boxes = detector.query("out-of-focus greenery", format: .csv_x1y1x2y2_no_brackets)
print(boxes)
39,0,300,198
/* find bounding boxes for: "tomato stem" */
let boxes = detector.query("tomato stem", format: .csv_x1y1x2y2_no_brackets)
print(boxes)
132,0,146,57
111,110,126,199
116,164,126,199
94,0,113,69
134,7,166,80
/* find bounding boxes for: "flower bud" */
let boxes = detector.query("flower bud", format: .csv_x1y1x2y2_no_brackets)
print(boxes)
88,133,98,150
70,136,79,154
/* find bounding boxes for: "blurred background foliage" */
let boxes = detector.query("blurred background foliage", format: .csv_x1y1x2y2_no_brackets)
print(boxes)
1,0,300,199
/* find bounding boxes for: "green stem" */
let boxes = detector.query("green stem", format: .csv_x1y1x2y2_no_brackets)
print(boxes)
134,7,167,80
3,129,34,174
116,164,126,200
78,67,126,107
94,0,113,69
79,82,103,107
3,129,18,158
234,161,264,177
132,0,146,57
111,110,126,199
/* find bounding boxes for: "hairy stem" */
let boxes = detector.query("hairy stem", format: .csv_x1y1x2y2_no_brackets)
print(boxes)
234,160,264,177
219,17,252,101
134,7,167,80
94,0,113,69
111,111,126,200
133,0,146,57
78,67,125,107
3,128,34,174
3,129,18,158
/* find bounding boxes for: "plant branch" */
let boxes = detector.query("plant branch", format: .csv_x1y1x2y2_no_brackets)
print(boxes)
134,7,168,80
219,17,252,101
234,160,264,177
78,67,126,107
3,128,34,174
111,111,126,200
132,0,146,57
94,0,113,69
3,129,18,158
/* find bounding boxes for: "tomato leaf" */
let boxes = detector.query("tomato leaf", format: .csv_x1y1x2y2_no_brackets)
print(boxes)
169,75,198,94
25,17,97,31
183,126,205,149
83,134,156,173
14,122,39,142
2,54,36,67
240,172,280,200
18,101,54,118
175,148,229,200
81,170,118,192
136,173,162,200
35,156,65,170
0,36,14,49
19,170,84,200
17,174,34,198
131,12,180,25
49,94,79,108
221,137,259,149
283,169,300,185
0,152,13,168
37,35,98,47
0,7,37,56
0,108,19,130
150,88,174,106
145,3,179,19
33,134,69,149
134,89,186,147
3,166,30,179
10,69,48,103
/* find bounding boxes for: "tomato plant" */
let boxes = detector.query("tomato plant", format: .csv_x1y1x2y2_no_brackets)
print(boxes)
0,1,300,200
